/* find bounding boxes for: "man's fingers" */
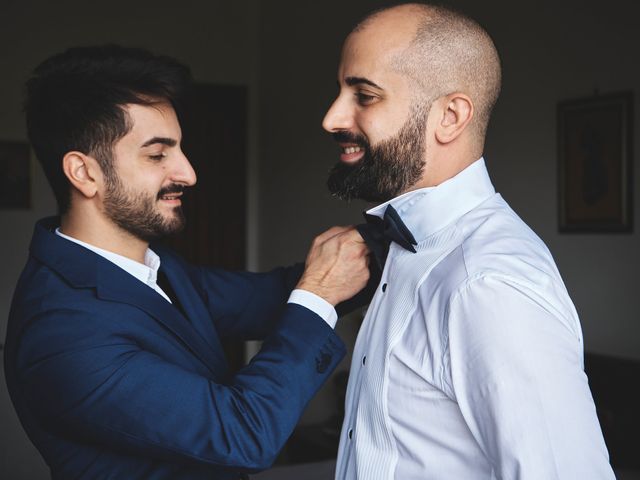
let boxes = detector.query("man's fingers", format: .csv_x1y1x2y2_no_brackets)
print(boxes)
312,225,352,245
343,228,367,244
338,228,370,254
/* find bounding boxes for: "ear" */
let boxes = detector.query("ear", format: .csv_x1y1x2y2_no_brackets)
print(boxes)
62,151,100,199
434,93,474,144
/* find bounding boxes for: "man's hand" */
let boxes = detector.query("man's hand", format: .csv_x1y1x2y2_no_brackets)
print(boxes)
296,226,370,306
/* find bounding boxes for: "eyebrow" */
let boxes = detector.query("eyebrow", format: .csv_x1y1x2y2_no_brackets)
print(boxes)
140,137,177,148
345,76,383,90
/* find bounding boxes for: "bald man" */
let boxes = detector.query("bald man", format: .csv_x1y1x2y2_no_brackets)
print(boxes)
323,3,614,479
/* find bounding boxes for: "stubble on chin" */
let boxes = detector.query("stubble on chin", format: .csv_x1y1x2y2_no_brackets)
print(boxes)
103,181,187,243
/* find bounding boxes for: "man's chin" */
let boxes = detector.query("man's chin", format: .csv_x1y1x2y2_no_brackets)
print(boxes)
162,216,186,236
327,172,394,204
143,208,186,240
327,159,372,201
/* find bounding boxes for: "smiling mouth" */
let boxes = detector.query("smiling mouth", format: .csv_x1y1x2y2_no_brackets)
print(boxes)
157,184,186,203
160,193,182,201
338,143,365,164
342,145,362,154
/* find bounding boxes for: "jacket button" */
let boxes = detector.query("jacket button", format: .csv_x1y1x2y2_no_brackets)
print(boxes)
348,428,353,439
382,283,388,292
362,356,367,366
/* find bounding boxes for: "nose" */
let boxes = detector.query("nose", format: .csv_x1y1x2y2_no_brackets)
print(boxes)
171,150,197,187
322,94,354,133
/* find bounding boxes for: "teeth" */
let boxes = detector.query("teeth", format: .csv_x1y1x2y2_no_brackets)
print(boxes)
343,146,362,154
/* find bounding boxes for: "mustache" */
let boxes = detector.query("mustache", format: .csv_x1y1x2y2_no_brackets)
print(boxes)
157,183,186,199
332,130,369,146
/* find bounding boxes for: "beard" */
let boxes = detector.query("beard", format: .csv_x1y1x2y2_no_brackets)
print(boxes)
327,104,429,203
103,175,186,243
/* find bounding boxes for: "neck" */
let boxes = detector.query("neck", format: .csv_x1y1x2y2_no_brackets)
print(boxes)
60,206,149,264
415,147,480,188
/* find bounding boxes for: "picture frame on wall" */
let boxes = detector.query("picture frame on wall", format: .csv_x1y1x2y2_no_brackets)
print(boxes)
0,141,31,210
557,92,633,232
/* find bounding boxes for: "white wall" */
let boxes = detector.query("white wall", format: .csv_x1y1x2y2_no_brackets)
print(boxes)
0,1,260,477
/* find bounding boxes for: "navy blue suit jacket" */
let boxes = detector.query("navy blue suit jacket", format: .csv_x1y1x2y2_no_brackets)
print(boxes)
4,218,347,479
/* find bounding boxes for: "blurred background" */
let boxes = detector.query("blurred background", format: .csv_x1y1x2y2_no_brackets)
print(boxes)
1,0,639,478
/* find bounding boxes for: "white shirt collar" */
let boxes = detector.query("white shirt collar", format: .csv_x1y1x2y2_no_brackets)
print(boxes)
55,228,162,288
366,158,495,243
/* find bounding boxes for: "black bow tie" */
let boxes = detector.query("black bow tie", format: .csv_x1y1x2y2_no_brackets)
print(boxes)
356,205,417,269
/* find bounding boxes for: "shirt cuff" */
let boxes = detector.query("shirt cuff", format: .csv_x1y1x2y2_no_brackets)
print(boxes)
288,289,338,329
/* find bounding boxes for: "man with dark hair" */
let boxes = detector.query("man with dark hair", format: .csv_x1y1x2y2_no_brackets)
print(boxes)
324,3,614,479
4,45,371,479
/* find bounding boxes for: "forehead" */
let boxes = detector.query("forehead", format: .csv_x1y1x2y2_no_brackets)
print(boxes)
123,102,181,141
338,15,418,78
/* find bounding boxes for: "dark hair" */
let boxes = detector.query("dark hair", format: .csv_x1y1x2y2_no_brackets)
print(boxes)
25,45,192,213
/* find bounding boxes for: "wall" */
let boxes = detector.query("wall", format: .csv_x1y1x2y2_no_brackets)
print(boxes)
0,1,260,478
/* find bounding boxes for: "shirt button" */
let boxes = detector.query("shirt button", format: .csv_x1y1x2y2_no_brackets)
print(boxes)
348,428,353,439
362,356,366,366
382,283,388,292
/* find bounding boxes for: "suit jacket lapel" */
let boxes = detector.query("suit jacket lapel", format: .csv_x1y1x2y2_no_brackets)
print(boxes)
156,253,228,360
31,218,227,377
95,259,228,377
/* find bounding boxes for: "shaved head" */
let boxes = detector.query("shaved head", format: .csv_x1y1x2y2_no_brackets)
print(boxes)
354,3,501,144
323,2,502,195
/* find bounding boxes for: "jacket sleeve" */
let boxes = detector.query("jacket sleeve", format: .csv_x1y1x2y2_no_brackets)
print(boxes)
197,261,379,341
16,301,345,473
196,263,305,340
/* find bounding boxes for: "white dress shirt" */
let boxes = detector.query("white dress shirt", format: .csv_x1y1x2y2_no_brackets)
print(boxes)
55,229,337,327
335,159,614,479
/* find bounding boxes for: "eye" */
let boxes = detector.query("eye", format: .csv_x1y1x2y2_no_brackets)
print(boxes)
356,92,377,106
148,152,167,161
